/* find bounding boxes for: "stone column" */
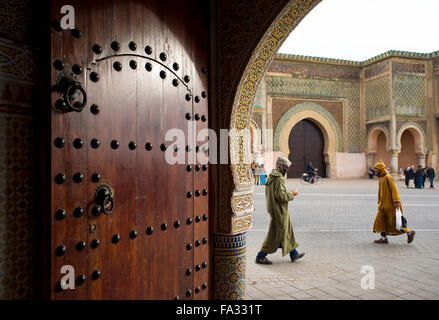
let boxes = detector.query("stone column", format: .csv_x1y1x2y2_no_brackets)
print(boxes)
389,151,399,174
264,94,275,173
417,153,427,167
212,164,254,300
265,94,273,154
213,233,247,300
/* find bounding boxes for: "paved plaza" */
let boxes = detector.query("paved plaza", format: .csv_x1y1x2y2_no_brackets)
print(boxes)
245,178,439,300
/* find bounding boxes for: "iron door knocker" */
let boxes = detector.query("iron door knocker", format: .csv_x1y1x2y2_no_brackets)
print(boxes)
94,184,114,215
55,74,87,112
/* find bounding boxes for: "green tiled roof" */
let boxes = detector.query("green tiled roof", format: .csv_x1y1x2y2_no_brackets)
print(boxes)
276,50,439,66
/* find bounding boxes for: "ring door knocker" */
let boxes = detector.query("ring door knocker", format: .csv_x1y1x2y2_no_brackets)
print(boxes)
94,184,115,215
55,74,87,112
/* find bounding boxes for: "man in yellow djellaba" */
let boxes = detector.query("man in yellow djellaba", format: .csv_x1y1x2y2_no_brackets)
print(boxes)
373,160,416,244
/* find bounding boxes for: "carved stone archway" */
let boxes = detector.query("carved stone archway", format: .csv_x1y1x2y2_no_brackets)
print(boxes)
366,124,391,154
366,124,391,170
396,122,427,166
396,122,427,154
213,0,322,300
273,102,342,178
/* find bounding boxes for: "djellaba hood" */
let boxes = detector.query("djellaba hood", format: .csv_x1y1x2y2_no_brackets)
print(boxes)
266,169,283,186
374,160,388,177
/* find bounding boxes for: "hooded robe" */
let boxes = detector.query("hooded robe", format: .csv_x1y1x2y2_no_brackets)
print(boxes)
372,161,410,235
260,168,298,256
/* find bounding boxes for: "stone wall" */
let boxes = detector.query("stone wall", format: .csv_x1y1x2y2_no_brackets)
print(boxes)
0,0,42,299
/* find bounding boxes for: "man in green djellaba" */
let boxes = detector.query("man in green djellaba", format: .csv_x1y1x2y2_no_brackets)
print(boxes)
255,156,305,265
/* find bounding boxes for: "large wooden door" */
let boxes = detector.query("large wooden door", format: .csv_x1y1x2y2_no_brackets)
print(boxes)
287,119,326,178
48,0,209,300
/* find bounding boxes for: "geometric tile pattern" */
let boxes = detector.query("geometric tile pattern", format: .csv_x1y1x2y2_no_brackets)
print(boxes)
0,37,39,83
0,112,37,299
394,75,425,116
0,0,33,44
214,233,247,300
366,76,390,121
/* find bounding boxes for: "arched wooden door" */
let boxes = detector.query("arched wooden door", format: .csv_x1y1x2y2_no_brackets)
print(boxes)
287,119,326,178
47,0,209,300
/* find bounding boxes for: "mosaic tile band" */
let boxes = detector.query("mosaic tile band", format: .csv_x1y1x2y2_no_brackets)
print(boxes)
213,232,247,300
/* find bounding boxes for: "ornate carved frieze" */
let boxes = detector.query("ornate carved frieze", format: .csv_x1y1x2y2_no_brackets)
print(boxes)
269,61,360,81
393,62,425,75
364,61,389,79
0,0,33,43
0,37,38,83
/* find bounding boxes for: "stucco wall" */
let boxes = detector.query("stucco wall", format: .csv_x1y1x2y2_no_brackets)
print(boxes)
335,153,367,178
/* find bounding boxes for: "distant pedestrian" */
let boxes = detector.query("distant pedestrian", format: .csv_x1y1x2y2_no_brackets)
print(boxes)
306,160,317,183
255,157,305,264
403,166,412,188
254,164,261,185
372,160,415,244
260,164,267,185
368,168,376,179
409,165,415,186
414,165,424,189
422,166,427,189
426,166,435,189
399,168,404,181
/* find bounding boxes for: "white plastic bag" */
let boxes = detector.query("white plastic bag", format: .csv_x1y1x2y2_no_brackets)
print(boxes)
395,208,403,230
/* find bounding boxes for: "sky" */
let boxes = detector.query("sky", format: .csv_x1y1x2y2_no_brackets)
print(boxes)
278,0,439,61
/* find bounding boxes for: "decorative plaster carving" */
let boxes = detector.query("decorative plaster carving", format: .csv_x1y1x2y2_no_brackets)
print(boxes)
228,0,321,234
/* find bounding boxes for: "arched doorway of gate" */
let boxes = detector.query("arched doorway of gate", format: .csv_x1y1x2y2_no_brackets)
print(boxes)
373,131,391,166
398,130,418,170
287,119,326,178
